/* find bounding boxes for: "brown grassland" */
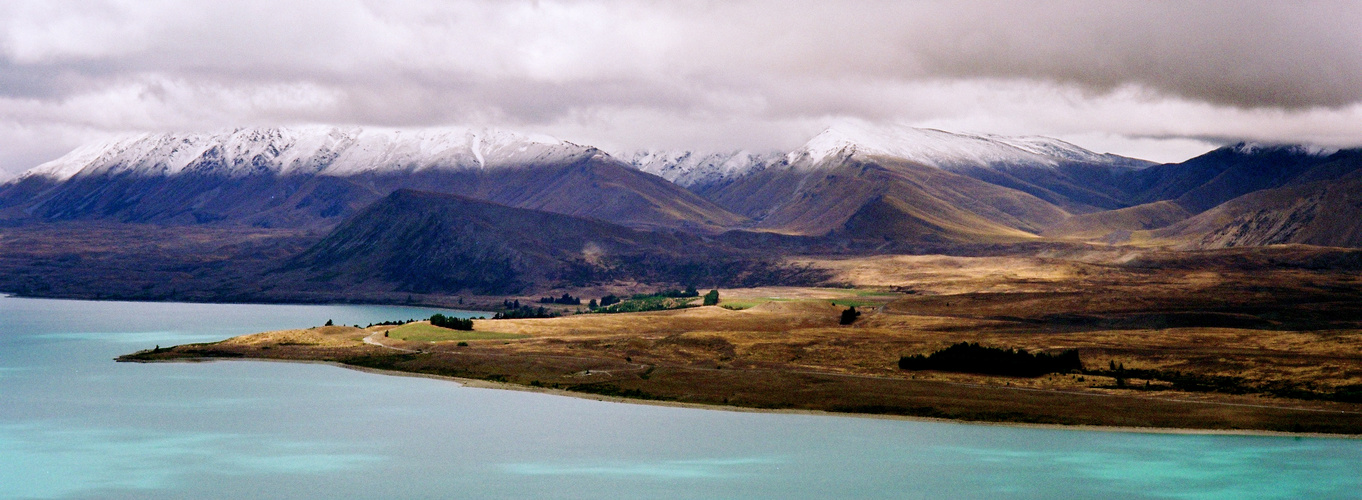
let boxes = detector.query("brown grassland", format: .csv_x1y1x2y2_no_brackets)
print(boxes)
122,246,1362,435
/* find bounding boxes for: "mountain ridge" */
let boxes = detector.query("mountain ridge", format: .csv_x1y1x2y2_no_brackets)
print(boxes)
7,124,1362,251
0,126,743,232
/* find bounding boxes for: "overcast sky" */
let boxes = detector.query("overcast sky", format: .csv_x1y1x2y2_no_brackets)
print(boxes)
1,0,1360,177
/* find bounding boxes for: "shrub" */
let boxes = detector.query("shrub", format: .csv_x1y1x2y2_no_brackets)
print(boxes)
703,289,720,306
839,306,860,325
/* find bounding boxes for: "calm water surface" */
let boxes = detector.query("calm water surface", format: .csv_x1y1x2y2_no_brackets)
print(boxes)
1,295,1359,499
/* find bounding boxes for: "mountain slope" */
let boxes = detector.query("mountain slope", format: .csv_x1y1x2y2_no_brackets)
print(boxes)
707,155,1068,244
627,123,1154,215
0,127,744,232
1042,201,1192,241
1123,144,1362,213
1152,174,1362,249
284,190,820,294
1036,145,1362,245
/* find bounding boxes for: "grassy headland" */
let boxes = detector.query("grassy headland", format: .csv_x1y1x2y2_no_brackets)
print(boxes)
121,249,1362,435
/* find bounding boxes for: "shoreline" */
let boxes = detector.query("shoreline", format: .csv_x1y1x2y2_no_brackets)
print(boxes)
0,291,497,313
156,355,1362,440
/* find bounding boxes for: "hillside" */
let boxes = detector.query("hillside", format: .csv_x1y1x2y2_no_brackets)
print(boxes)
1152,175,1362,249
700,155,1068,245
1122,145,1362,213
283,190,822,295
1042,201,1192,242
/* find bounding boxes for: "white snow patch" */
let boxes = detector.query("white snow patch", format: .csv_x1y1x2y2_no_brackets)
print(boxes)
618,149,786,187
787,122,1089,170
12,126,588,182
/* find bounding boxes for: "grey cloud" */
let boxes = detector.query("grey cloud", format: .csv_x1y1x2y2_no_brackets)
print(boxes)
8,1,1359,111
0,0,1360,176
896,1,1362,109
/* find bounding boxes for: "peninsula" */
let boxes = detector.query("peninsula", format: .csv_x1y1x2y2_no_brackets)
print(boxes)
122,249,1362,435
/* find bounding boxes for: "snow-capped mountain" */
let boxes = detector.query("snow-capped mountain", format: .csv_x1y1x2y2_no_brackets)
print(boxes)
615,123,1153,195
617,150,786,188
1230,142,1338,157
790,123,1153,170
611,123,1160,218
0,126,741,231
21,127,591,182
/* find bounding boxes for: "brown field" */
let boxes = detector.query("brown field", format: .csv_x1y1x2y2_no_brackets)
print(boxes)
122,248,1362,434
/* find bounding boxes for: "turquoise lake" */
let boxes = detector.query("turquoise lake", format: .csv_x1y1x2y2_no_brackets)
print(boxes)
1,295,1359,499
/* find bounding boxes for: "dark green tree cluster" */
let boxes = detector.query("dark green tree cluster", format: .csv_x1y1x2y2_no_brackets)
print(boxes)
631,286,701,300
702,289,720,306
839,306,860,325
539,293,581,305
429,313,474,331
493,305,559,319
599,295,621,307
589,296,696,314
898,342,1082,378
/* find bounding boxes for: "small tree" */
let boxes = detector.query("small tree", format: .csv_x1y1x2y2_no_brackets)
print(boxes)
324,319,333,326
703,289,720,306
839,306,860,325
588,298,598,309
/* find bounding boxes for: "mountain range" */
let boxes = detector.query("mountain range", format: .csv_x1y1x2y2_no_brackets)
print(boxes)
0,127,739,232
2,123,1360,299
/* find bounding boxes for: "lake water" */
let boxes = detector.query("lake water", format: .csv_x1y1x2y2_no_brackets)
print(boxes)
1,295,1359,499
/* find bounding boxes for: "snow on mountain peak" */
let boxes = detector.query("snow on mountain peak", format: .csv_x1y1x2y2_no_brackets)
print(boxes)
787,122,1116,170
619,149,785,187
616,123,1153,188
20,126,586,182
1231,142,1337,157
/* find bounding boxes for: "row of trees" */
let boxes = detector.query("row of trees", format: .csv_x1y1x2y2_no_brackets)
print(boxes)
493,305,559,319
368,319,414,327
497,287,720,317
637,286,700,299
539,293,581,305
898,342,1082,378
